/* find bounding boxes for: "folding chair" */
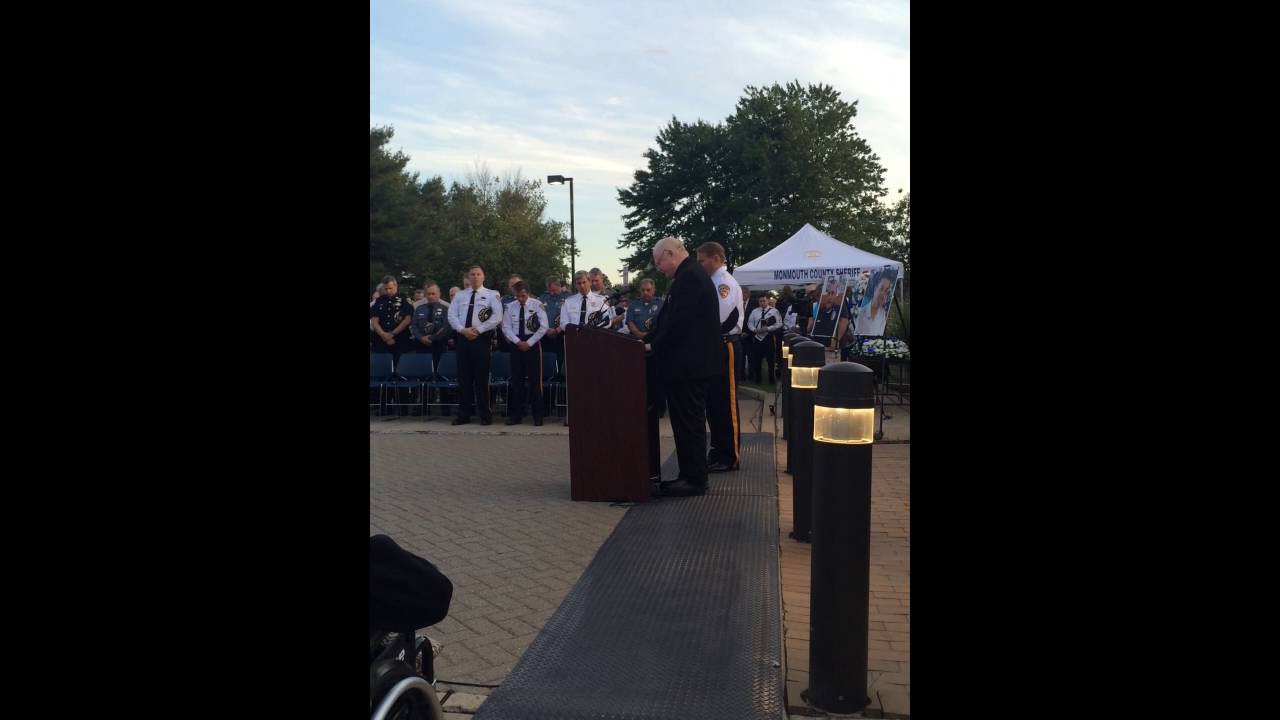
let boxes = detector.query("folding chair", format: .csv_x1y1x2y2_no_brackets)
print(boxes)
489,351,511,416
370,353,394,416
425,352,459,417
386,354,433,418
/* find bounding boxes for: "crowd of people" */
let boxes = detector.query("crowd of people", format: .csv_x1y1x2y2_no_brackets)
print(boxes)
369,241,875,493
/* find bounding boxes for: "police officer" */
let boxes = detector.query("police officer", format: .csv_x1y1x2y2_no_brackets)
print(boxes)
559,270,606,425
746,293,783,384
497,274,522,352
447,265,504,426
695,242,743,473
561,270,607,331
588,268,625,331
501,280,548,426
626,278,663,340
370,275,414,364
408,281,452,363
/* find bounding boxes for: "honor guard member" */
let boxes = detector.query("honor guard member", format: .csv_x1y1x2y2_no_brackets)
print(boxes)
501,280,548,426
746,293,783,384
409,282,452,366
497,274,522,352
695,242,743,473
626,278,663,341
447,265,504,425
559,270,607,424
370,275,414,363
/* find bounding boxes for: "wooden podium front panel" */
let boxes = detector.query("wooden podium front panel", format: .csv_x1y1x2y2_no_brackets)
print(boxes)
564,325,650,502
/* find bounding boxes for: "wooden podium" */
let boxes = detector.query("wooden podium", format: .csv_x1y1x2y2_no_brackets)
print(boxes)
564,324,652,502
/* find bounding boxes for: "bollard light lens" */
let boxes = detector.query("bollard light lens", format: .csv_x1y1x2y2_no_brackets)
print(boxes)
813,405,874,444
791,366,819,388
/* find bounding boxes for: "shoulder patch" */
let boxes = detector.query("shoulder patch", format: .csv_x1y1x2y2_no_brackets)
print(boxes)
719,284,731,299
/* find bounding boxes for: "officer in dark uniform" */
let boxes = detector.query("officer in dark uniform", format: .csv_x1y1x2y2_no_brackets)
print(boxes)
501,280,549,426
447,265,504,425
626,278,663,341
408,281,453,367
370,275,414,364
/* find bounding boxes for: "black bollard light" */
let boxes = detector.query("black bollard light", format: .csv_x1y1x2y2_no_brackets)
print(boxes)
807,362,877,715
781,333,800,444
786,340,824,543
783,333,806,471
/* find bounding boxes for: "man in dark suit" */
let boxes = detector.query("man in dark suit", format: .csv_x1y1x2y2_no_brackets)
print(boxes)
645,236,722,497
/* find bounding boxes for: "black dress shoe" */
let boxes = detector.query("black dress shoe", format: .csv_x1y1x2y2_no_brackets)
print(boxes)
533,418,543,426
480,418,492,426
707,461,731,473
451,417,470,426
662,480,707,497
505,417,520,425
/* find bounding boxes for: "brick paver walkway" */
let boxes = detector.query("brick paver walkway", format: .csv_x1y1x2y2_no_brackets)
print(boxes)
777,437,910,718
370,433,627,690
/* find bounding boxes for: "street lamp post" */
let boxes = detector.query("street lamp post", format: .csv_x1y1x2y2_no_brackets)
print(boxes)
787,340,825,543
547,175,575,276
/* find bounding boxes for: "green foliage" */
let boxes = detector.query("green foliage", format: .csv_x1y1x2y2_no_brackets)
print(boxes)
369,127,571,294
618,81,889,271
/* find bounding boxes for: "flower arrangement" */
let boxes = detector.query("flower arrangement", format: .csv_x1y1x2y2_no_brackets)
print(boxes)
858,337,910,359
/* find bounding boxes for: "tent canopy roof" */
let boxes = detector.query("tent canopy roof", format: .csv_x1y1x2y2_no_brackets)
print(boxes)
732,223,903,288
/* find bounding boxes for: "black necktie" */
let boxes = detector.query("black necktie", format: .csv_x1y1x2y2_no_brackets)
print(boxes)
518,302,527,340
579,296,586,325
465,290,477,327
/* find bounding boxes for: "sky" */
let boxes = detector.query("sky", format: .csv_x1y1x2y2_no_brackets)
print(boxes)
371,0,909,282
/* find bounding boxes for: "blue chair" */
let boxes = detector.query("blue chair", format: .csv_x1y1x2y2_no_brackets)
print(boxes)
370,353,394,416
539,352,559,418
386,354,433,417
426,352,460,416
489,351,511,415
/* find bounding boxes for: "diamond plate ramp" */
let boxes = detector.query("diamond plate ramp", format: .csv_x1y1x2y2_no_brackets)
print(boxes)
474,433,783,720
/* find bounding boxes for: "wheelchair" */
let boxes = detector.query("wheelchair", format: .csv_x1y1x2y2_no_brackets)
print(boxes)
369,627,445,720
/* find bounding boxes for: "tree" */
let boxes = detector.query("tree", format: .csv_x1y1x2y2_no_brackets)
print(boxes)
369,131,571,294
617,81,889,271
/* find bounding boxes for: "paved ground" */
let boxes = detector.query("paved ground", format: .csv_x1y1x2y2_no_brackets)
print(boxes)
777,437,910,718
370,433,629,689
371,388,910,718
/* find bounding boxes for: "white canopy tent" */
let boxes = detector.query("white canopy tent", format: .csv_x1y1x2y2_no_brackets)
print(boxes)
731,223,903,289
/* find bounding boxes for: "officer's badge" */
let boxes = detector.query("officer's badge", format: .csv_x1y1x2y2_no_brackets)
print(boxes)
645,316,655,330
718,284,731,299
478,306,492,322
528,314,540,332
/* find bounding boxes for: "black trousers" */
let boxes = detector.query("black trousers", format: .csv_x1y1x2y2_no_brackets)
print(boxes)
736,335,750,384
508,343,543,420
667,377,710,485
371,334,412,366
456,334,492,421
749,334,776,384
706,340,741,468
